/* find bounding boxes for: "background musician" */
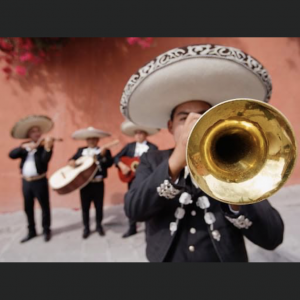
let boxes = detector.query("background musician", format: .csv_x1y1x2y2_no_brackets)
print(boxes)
68,127,113,239
8,115,54,243
114,120,159,238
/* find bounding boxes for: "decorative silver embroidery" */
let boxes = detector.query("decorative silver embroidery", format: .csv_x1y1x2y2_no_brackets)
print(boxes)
212,230,221,241
204,212,216,225
157,179,181,199
175,207,185,219
196,196,210,209
170,222,177,235
179,192,193,205
225,215,253,229
169,192,192,235
196,195,221,242
120,44,272,117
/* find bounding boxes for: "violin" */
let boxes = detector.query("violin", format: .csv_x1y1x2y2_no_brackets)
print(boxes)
21,137,63,150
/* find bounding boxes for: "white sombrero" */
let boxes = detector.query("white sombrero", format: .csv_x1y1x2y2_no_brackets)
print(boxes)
120,44,272,128
121,120,160,137
72,127,111,140
11,115,54,139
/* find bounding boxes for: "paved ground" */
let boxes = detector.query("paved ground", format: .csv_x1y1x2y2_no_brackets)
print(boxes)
0,185,299,262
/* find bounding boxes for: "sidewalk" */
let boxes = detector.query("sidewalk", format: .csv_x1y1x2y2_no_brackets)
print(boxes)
0,185,299,262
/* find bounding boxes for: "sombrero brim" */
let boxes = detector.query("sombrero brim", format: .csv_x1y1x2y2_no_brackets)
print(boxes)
11,115,53,139
121,120,160,137
120,44,272,129
72,128,111,140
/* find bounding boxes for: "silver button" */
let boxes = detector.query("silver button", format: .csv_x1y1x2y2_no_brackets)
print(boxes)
174,207,185,219
204,212,216,225
190,228,196,234
212,230,221,241
179,192,192,205
189,245,195,252
197,196,210,209
191,210,196,216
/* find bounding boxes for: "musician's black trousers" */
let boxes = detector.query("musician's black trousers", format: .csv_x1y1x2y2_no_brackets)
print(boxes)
80,181,104,230
22,177,51,234
127,182,136,232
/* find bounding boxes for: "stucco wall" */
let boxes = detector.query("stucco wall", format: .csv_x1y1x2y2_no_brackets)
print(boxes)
1,37,299,212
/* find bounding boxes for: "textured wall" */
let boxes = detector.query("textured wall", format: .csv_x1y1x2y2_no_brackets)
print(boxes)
1,37,299,212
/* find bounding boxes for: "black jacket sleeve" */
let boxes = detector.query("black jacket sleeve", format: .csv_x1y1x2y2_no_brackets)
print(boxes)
70,148,82,161
97,149,114,169
221,201,284,250
125,152,183,222
114,145,130,166
149,142,158,151
9,147,27,159
40,147,53,164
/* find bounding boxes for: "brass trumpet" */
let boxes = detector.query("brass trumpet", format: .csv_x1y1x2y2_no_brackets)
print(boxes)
186,98,297,205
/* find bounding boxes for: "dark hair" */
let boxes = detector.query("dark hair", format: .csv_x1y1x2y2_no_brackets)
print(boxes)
170,101,212,121
170,107,177,121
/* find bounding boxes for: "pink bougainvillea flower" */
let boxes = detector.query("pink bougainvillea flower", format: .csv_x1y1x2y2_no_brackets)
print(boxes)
39,50,46,58
32,56,44,65
137,37,153,49
2,66,12,74
20,52,35,62
127,37,154,48
0,38,13,51
127,37,141,45
15,65,27,76
21,38,34,51
4,57,13,64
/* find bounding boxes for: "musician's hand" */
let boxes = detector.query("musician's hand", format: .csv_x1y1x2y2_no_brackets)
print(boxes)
169,112,201,182
100,147,107,156
230,205,240,212
118,162,131,175
68,160,77,168
44,137,54,151
21,142,37,151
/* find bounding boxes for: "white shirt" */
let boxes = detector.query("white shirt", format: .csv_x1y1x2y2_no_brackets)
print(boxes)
82,147,101,157
134,141,149,157
22,149,38,177
81,147,102,179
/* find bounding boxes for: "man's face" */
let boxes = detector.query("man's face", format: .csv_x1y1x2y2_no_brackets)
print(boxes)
27,126,42,142
167,100,211,144
134,130,147,143
87,137,99,148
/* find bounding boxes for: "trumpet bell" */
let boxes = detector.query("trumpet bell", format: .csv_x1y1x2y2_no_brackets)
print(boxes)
186,99,297,205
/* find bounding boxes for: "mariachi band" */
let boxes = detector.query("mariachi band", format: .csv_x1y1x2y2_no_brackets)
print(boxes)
8,44,297,262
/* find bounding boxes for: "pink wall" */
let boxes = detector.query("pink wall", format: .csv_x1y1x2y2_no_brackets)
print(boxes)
1,38,299,212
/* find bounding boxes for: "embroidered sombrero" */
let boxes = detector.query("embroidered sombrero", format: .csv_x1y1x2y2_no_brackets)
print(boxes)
11,115,54,139
120,44,272,128
72,127,111,140
121,120,160,137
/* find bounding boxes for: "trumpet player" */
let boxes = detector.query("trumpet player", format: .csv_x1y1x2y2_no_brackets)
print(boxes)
8,115,54,243
121,44,285,262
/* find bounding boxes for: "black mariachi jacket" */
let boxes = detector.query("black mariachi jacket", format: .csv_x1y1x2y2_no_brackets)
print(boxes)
9,146,53,175
70,147,113,179
114,141,158,166
125,149,284,262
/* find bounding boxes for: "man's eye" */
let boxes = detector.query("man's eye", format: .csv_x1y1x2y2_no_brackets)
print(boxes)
180,117,187,122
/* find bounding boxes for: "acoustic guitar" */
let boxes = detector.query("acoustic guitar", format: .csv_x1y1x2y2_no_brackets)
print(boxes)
49,140,119,194
118,156,140,183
